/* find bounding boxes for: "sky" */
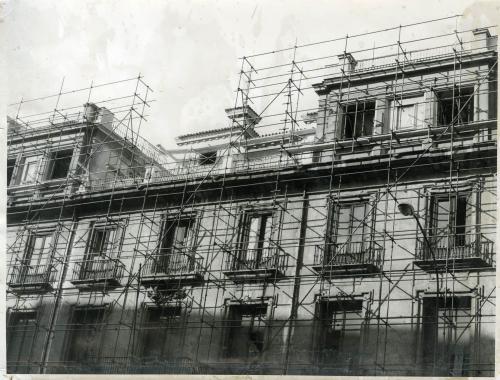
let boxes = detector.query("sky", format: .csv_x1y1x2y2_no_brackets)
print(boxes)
4,0,499,149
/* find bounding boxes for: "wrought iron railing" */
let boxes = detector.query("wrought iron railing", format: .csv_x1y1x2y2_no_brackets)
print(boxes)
142,249,203,277
72,258,125,282
8,263,56,286
416,234,495,265
314,241,383,267
225,248,288,272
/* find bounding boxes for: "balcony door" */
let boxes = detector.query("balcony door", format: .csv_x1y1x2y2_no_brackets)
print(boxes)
328,202,371,264
83,222,121,278
428,194,472,258
421,295,473,376
236,211,275,270
21,231,54,283
158,218,195,274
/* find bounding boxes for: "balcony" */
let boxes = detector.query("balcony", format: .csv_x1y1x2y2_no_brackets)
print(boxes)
140,249,204,288
70,258,125,290
312,241,383,277
414,235,495,272
8,264,56,294
223,249,287,283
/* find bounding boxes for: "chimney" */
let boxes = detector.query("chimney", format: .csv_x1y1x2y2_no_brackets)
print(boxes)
225,105,261,137
337,53,357,74
471,28,494,51
83,102,100,123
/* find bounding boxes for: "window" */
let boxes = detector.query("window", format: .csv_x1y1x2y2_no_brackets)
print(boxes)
390,96,425,130
236,211,274,269
429,194,469,248
315,300,364,371
7,158,16,186
199,151,217,165
81,222,123,278
157,218,195,273
437,87,474,126
141,306,184,362
328,202,372,260
46,149,73,180
7,310,38,373
67,307,106,363
224,303,268,361
340,101,375,139
421,296,472,375
16,155,42,185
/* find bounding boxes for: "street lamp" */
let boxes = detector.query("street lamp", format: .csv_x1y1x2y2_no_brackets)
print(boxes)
398,202,440,290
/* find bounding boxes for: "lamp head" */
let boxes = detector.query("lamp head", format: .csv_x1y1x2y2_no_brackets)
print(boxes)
398,203,415,217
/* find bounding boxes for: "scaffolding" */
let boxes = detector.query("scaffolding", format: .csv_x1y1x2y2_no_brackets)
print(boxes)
5,15,497,376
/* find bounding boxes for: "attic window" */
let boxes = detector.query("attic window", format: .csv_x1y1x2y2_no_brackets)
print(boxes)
199,151,217,166
7,159,16,186
340,101,375,139
46,150,73,180
437,87,474,126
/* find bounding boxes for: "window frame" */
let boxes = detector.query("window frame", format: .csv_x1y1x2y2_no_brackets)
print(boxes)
138,302,188,362
436,87,475,126
312,294,369,370
198,151,218,166
16,154,43,185
156,214,199,272
389,94,425,130
7,308,39,373
221,298,273,361
45,148,74,181
64,305,108,364
235,207,279,269
326,197,376,259
416,291,476,376
338,100,376,139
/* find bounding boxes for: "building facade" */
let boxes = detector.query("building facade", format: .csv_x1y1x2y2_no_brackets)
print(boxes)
6,27,497,376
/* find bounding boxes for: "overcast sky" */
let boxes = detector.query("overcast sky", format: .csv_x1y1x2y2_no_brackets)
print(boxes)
4,0,498,149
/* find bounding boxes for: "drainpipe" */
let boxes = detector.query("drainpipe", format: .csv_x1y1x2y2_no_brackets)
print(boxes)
40,218,78,374
283,189,309,374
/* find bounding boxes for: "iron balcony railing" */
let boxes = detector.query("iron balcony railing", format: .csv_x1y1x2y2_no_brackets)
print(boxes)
8,263,56,286
225,248,288,272
141,248,203,277
72,258,125,282
314,241,383,267
416,234,495,265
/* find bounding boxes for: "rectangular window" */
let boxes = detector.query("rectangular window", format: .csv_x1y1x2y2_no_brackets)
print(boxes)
224,303,267,361
390,96,425,130
86,224,121,258
46,149,73,180
237,211,274,269
437,87,474,126
18,231,54,284
329,202,371,261
67,307,106,363
7,158,16,186
315,299,364,371
199,151,217,165
421,296,472,375
16,155,42,185
340,101,375,139
7,310,38,373
157,218,195,273
141,306,183,361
